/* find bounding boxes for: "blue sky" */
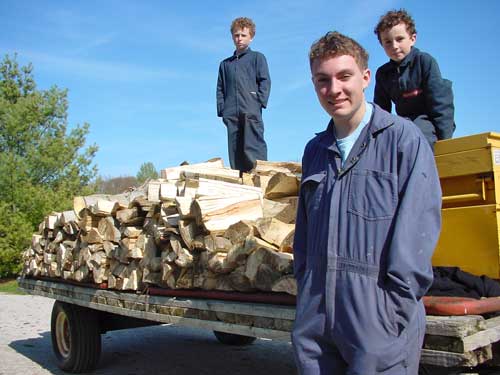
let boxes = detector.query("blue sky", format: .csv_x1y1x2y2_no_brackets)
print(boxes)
1,0,498,177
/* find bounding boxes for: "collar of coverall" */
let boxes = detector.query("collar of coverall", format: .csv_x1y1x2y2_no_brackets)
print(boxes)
232,47,251,59
315,103,395,152
317,104,396,176
391,46,419,68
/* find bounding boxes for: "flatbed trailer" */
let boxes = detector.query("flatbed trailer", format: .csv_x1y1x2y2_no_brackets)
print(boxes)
18,277,500,373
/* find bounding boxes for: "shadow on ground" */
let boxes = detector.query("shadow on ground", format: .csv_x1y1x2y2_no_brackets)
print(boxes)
9,324,296,375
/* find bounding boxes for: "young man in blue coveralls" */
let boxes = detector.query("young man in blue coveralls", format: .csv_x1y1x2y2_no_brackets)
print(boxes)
216,17,271,173
292,31,442,374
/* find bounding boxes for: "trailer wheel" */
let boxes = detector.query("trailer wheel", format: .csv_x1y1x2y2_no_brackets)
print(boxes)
213,331,257,346
51,301,101,373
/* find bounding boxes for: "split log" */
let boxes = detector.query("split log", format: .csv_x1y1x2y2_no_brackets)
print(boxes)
81,227,103,244
253,160,302,176
31,234,43,254
271,275,297,296
77,209,100,232
170,236,193,268
225,235,276,268
63,221,79,235
245,247,293,287
161,263,176,289
143,268,162,284
191,178,262,199
147,180,161,202
103,241,118,257
98,216,121,242
116,207,144,225
160,181,178,201
207,252,235,274
92,265,109,284
254,264,281,291
223,221,255,246
255,218,295,249
176,268,194,289
59,210,77,225
121,226,143,238
74,194,132,217
138,235,158,268
194,196,263,233
228,266,255,292
73,265,90,282
45,213,60,230
264,172,300,199
182,169,241,183
91,199,119,216
203,235,233,253
263,197,298,224
160,158,225,180
178,219,201,250
175,196,194,218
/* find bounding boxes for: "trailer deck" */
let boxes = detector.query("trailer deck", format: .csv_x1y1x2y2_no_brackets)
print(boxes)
18,277,500,370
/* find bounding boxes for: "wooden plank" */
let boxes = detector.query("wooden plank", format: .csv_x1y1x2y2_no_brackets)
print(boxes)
425,315,486,337
420,346,492,367
17,277,296,320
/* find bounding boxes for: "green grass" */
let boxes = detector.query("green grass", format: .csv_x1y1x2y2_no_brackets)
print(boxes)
0,278,25,295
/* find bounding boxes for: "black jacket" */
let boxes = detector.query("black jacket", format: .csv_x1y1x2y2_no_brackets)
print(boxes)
374,47,455,140
216,48,271,118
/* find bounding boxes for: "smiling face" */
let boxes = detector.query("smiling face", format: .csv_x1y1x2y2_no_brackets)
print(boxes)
379,22,416,63
311,54,371,133
232,27,253,52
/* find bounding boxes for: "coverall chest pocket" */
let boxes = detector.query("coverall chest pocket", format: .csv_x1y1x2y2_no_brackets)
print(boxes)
348,169,397,220
301,172,326,213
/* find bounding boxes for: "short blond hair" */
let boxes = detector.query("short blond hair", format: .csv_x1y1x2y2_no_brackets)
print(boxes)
309,31,369,71
230,17,256,37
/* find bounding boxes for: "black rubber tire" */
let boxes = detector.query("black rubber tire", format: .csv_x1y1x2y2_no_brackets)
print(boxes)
50,301,101,373
213,331,257,346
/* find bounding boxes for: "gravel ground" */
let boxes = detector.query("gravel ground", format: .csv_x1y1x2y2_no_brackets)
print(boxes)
0,293,296,375
2,293,498,375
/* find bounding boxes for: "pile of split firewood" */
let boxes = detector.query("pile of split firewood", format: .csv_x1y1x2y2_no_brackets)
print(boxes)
21,159,300,296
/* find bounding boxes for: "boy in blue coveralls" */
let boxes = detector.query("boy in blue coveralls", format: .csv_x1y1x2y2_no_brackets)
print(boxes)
292,31,442,374
216,17,271,173
374,9,455,149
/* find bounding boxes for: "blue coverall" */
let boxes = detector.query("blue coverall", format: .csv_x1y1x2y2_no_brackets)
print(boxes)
292,104,442,374
374,47,455,149
216,48,271,172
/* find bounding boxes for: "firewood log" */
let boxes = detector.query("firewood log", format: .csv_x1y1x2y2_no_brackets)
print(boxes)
271,275,297,296
264,172,300,199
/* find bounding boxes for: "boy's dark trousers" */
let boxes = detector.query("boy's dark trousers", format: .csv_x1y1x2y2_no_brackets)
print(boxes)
223,112,267,173
411,115,456,152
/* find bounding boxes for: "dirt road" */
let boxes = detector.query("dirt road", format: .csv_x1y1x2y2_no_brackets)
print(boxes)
0,294,296,375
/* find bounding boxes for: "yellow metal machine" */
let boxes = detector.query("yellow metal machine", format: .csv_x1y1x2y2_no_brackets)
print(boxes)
433,132,500,278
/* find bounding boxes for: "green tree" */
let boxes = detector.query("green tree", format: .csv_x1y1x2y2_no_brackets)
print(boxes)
136,162,158,183
0,54,98,277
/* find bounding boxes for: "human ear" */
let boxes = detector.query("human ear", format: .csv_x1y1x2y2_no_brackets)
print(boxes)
362,69,371,89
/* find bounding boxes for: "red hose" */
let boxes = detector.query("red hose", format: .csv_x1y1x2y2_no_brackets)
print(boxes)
423,296,500,315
